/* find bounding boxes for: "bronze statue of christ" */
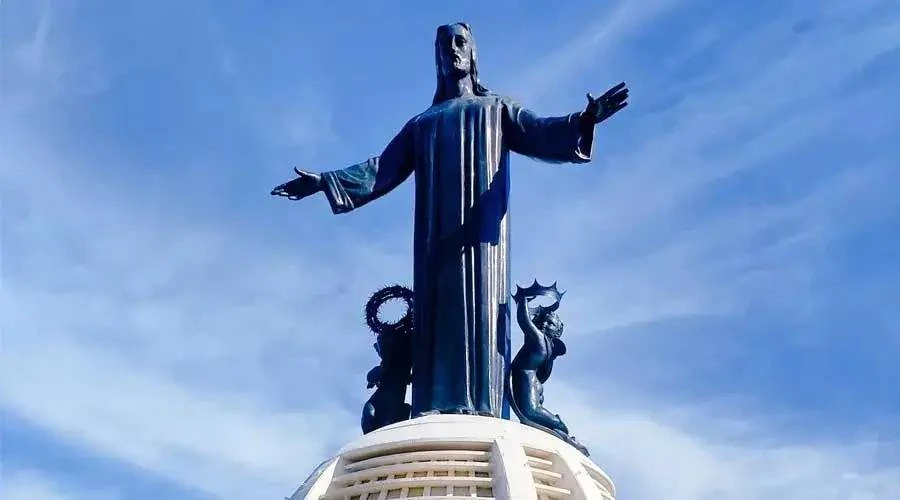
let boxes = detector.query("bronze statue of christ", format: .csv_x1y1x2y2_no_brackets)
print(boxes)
272,22,628,418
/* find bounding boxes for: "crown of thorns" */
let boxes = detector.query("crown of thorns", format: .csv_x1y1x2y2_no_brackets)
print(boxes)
365,284,414,336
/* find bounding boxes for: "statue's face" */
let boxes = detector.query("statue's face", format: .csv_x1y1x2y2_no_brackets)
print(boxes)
438,24,473,78
541,311,565,338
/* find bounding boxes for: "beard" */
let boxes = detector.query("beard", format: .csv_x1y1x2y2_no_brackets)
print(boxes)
440,52,470,77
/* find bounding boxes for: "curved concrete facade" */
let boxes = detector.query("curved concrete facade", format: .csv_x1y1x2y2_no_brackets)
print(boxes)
289,415,615,500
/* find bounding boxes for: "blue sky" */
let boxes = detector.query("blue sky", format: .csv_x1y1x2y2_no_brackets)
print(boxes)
2,0,899,498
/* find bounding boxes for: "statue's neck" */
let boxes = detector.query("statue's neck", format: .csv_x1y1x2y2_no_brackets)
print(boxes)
441,75,474,100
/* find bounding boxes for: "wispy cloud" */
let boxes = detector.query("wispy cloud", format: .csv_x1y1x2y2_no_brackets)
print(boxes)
510,0,900,334
1,470,74,500
3,2,110,113
549,383,900,500
11,0,54,75
510,0,682,103
0,468,124,500
1,337,355,499
1,132,377,497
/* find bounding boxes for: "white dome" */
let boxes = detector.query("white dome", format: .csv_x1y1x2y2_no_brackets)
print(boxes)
288,415,615,500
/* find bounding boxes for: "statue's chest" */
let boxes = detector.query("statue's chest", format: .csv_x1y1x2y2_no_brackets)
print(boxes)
418,97,499,132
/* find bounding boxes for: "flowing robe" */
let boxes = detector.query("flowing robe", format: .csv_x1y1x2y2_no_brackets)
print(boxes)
321,95,594,418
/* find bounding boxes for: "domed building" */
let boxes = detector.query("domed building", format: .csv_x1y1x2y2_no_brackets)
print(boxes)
288,414,615,500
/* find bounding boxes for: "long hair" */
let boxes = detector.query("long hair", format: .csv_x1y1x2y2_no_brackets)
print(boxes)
432,22,492,105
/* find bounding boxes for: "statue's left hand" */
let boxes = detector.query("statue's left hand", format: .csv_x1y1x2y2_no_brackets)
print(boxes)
582,82,629,125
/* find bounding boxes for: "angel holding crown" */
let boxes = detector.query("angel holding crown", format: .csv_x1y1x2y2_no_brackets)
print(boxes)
509,280,590,456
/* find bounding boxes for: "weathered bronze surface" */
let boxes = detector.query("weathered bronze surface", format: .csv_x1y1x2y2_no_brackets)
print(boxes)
272,22,629,422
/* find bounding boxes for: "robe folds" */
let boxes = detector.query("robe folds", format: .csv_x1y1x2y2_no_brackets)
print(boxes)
321,95,594,418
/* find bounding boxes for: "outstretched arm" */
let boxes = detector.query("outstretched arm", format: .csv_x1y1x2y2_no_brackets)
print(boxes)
502,99,593,164
321,120,416,214
271,120,415,214
501,82,629,164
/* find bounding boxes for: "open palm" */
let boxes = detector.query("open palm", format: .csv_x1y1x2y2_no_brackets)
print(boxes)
583,82,629,124
270,167,322,201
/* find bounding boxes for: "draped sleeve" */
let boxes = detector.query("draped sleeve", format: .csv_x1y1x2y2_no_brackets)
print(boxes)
501,97,594,164
320,120,415,214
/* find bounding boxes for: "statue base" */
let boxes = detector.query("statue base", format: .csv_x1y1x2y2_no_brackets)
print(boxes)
287,414,615,500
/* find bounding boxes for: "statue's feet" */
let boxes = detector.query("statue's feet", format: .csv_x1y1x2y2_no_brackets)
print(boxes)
443,407,498,417
414,407,496,417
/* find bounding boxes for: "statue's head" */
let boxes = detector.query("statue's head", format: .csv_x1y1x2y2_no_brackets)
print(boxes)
533,309,565,339
433,22,491,104
376,329,410,360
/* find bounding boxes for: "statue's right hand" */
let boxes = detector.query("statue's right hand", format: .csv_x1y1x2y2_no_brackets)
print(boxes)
270,167,323,200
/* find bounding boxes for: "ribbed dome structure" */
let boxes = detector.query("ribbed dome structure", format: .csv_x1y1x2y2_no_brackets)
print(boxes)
288,415,615,500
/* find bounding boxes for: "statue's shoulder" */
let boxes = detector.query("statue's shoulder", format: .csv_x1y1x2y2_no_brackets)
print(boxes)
409,101,455,125
409,103,442,124
495,94,526,112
